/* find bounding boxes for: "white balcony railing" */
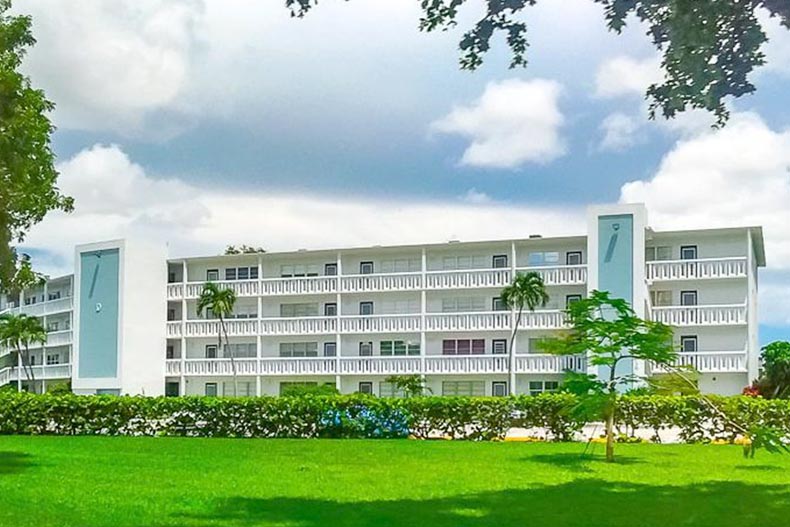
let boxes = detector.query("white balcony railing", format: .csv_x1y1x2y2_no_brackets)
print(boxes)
515,354,586,373
182,359,258,376
424,269,511,290
260,317,337,335
261,358,338,376
180,280,259,299
424,312,511,332
651,304,748,326
341,273,422,293
340,314,421,334
8,364,72,381
650,351,748,373
515,265,588,286
339,357,421,375
183,319,259,338
261,276,337,296
517,310,568,329
646,257,748,282
424,355,508,374
2,296,73,317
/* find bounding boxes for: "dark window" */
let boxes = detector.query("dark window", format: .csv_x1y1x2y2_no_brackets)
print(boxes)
206,269,219,281
358,382,374,395
680,291,698,306
168,272,177,283
492,297,508,311
359,342,373,356
492,382,508,397
442,340,456,355
205,383,218,397
324,303,337,317
472,339,485,355
492,339,507,355
492,255,508,268
250,267,259,279
167,309,176,321
566,251,583,265
238,267,250,280
680,246,698,260
681,336,698,353
165,382,180,397
566,295,582,307
324,342,337,357
325,263,338,276
166,345,175,359
225,268,237,281
360,261,374,274
457,340,471,355
205,345,218,359
359,301,374,316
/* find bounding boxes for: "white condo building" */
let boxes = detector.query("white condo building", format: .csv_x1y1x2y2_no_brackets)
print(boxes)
0,204,764,397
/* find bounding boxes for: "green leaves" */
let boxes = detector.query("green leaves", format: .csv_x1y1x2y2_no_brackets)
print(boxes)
501,271,549,312
196,282,237,319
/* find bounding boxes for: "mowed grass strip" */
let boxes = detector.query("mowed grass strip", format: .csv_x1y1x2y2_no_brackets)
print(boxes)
0,436,788,526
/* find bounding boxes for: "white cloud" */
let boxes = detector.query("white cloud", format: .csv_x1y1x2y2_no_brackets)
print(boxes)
24,145,583,277
431,78,566,168
594,55,662,99
460,188,493,204
19,0,204,136
598,112,643,151
760,10,790,78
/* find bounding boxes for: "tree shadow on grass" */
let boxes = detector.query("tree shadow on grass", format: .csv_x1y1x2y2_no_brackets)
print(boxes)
164,479,790,527
527,452,644,473
0,451,33,475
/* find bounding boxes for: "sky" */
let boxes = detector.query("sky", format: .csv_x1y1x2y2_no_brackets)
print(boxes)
11,0,790,342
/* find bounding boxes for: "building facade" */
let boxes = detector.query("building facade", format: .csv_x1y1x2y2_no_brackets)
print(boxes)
0,204,764,397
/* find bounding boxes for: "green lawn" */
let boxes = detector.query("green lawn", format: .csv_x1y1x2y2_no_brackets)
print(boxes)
0,437,789,526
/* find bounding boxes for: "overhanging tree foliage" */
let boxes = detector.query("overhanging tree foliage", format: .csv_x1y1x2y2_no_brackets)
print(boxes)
287,0,790,124
756,341,790,398
0,0,73,291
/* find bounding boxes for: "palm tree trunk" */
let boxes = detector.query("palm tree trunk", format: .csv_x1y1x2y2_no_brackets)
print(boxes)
220,314,238,397
19,344,36,393
507,307,523,396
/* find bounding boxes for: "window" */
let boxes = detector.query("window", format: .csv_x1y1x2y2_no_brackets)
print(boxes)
680,245,698,260
441,297,486,313
528,338,551,354
324,303,337,317
492,382,508,397
492,339,507,355
324,342,337,357
651,290,673,307
442,339,485,355
441,255,486,270
359,342,373,356
281,264,319,277
380,299,419,314
381,259,420,273
529,380,560,396
324,263,338,276
46,354,59,365
225,268,237,281
165,382,180,397
47,321,60,332
29,356,36,365
280,342,319,357
492,297,508,311
645,246,672,261
442,381,485,396
205,383,218,397
681,336,698,353
359,301,374,316
223,381,254,397
360,261,374,274
280,303,319,317
379,382,406,398
250,267,259,279
48,291,62,301
168,272,177,284
566,251,583,265
380,340,419,356
166,345,175,359
566,295,582,307
358,382,374,395
167,308,176,321
205,345,218,359
238,267,250,280
492,254,508,268
206,269,219,281
224,343,256,358
680,290,698,306
527,252,560,267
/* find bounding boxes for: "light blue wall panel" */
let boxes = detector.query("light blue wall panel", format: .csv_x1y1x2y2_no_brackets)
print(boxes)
78,249,120,378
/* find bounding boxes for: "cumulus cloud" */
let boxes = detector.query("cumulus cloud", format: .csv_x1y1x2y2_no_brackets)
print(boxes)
598,112,643,151
431,79,566,168
24,145,583,277
594,55,662,99
19,0,204,136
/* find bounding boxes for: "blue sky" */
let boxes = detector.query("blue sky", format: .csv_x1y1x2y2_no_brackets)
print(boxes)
13,0,790,342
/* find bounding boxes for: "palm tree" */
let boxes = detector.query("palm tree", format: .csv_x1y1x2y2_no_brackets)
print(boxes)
196,282,238,396
0,313,47,393
500,272,549,395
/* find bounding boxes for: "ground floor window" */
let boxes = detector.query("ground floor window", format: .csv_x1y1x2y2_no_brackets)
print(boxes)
358,382,374,395
223,381,254,397
165,382,180,397
442,381,485,396
379,382,407,398
528,380,560,396
492,381,508,397
205,382,218,396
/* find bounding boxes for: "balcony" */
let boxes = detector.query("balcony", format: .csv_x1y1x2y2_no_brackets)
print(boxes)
0,363,72,386
515,354,586,373
651,304,748,326
182,319,260,338
1,296,73,317
650,351,748,374
425,312,510,332
340,314,421,334
262,276,337,296
646,257,748,282
342,273,422,293
260,317,337,335
517,265,587,286
424,355,507,374
339,357,421,375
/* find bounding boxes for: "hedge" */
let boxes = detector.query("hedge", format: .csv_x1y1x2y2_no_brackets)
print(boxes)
0,392,789,442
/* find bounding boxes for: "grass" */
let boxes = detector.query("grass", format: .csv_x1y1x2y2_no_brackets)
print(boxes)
0,437,789,526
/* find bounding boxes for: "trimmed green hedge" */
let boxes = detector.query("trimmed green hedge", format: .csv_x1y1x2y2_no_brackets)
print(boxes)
0,392,788,441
